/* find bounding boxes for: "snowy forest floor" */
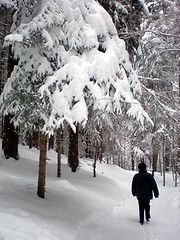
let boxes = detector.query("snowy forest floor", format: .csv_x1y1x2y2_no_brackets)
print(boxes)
0,143,180,240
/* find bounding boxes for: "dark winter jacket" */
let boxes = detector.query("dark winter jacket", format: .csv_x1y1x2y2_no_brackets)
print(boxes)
131,170,159,200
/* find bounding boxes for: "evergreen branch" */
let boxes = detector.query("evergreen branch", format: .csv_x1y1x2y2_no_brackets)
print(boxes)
138,76,163,82
143,30,180,39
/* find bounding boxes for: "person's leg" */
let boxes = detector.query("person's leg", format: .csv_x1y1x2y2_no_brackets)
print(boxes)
145,200,150,221
138,200,145,224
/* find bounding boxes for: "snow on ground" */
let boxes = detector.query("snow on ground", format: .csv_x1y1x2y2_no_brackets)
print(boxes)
0,143,180,240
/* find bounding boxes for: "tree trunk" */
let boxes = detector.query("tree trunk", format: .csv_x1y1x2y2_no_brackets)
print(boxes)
118,154,121,167
2,115,19,159
68,125,79,172
162,135,166,186
93,145,98,178
131,153,135,170
28,132,33,149
152,151,158,177
37,133,48,198
57,128,61,178
106,155,109,164
85,133,93,158
99,132,103,163
48,135,54,150
152,125,158,176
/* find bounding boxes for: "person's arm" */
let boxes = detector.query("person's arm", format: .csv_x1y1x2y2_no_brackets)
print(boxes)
152,176,159,198
132,175,137,197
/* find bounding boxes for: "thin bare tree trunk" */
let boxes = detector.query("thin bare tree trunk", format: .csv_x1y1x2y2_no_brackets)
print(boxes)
131,153,135,170
93,145,98,178
163,135,166,186
152,124,158,176
57,128,61,178
37,133,48,198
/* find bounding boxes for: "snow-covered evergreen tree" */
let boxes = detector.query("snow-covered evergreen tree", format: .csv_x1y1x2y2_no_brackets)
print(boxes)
39,0,153,135
0,0,152,135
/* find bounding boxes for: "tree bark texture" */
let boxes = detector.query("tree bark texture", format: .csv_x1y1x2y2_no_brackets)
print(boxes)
2,115,19,159
68,125,79,172
37,134,48,198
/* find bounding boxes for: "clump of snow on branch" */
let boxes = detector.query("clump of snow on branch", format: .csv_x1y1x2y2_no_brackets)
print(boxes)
0,0,16,8
138,0,149,16
133,146,144,158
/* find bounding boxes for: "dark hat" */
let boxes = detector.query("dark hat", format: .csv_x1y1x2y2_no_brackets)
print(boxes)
138,162,147,171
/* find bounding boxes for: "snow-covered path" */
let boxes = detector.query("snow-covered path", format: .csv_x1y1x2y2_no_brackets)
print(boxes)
0,144,180,240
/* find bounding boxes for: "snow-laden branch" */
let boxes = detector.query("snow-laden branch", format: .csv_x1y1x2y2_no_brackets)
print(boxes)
138,76,163,82
141,84,176,112
143,30,180,39
141,84,179,129
149,48,180,75
119,31,180,39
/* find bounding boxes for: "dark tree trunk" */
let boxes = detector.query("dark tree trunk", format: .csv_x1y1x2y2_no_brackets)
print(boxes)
32,131,40,149
131,153,135,170
152,151,158,177
85,133,93,158
28,132,33,149
56,128,61,178
93,145,98,178
68,125,79,172
48,135,54,150
2,115,19,159
85,133,90,158
28,131,40,149
37,133,48,198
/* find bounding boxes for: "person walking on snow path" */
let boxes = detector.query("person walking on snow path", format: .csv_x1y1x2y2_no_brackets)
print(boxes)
131,162,159,225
